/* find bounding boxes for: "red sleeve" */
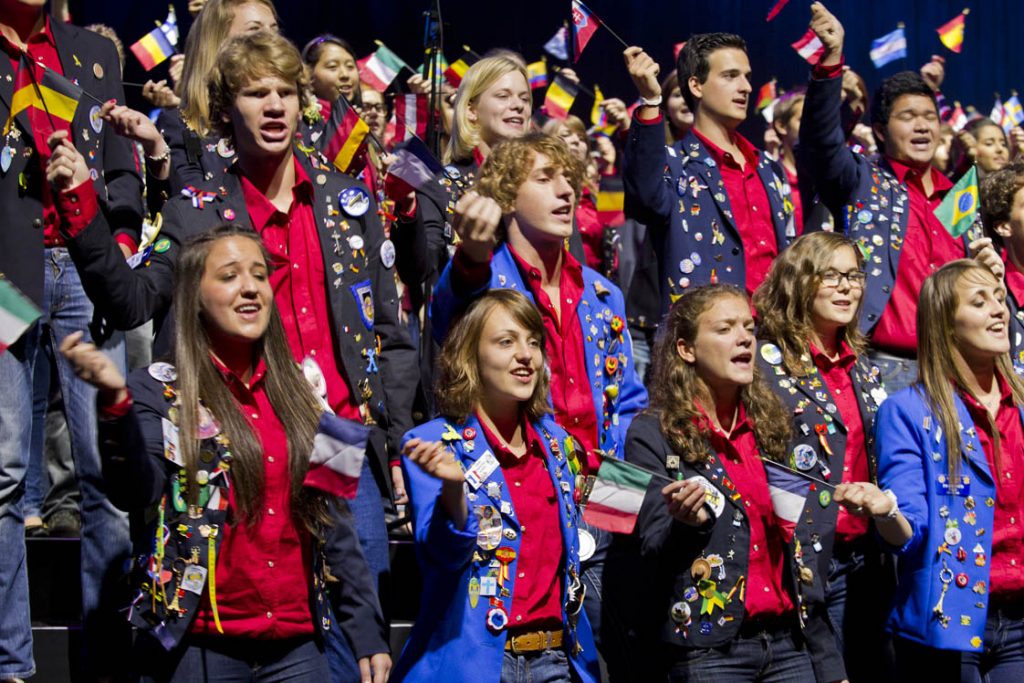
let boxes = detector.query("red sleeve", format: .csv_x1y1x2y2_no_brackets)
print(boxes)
57,178,99,238
115,233,139,255
98,389,133,420
812,56,845,80
633,109,664,125
450,246,492,293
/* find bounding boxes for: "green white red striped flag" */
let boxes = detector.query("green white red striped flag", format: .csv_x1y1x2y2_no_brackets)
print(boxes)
0,276,41,354
358,43,409,91
582,457,653,533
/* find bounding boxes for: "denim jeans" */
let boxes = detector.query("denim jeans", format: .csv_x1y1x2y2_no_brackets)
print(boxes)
867,350,919,396
666,627,815,683
24,337,51,521
141,635,328,683
0,327,40,680
325,457,388,682
501,648,572,683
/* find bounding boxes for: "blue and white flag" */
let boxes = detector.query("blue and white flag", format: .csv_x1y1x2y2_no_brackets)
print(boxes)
544,26,569,61
762,459,812,530
870,27,907,68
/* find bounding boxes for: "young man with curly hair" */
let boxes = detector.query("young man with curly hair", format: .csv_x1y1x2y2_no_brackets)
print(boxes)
982,159,1024,365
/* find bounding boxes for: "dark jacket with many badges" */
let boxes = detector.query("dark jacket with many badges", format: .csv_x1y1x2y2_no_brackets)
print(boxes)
0,20,143,308
876,386,1006,652
431,242,648,461
624,413,843,682
392,414,599,683
61,145,416,460
157,108,236,195
622,120,795,315
798,73,974,335
756,341,888,605
100,363,388,655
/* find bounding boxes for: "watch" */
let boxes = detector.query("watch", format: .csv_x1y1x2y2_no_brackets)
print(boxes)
640,94,663,107
876,489,900,520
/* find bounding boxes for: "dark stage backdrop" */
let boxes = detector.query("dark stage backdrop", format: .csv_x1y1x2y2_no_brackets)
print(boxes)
71,0,1022,139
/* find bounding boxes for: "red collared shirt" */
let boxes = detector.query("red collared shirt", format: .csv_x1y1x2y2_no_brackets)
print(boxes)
1003,252,1024,364
692,128,777,297
696,403,795,619
240,158,361,421
506,245,600,473
783,166,804,236
191,356,314,638
478,415,564,631
871,159,962,353
810,342,870,542
575,186,605,272
959,375,1024,600
1,16,72,246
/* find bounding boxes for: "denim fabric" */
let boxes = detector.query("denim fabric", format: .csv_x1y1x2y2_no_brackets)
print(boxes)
0,327,40,680
867,351,918,396
500,648,573,683
666,628,815,683
897,607,1024,683
629,327,652,385
24,337,51,520
143,636,328,683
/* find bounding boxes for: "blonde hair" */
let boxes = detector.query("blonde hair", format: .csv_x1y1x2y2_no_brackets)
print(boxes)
179,0,279,134
753,231,867,375
207,32,310,140
917,260,1024,481
446,56,530,164
436,290,551,422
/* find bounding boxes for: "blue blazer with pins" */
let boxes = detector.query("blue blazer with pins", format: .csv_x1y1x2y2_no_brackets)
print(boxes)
392,414,599,683
876,385,1005,652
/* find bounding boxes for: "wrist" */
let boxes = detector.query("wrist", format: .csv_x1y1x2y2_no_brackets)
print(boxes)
146,145,171,163
874,489,900,520
639,93,663,107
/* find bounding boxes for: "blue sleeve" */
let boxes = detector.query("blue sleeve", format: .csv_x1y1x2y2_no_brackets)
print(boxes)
429,258,490,344
621,115,672,227
875,394,930,556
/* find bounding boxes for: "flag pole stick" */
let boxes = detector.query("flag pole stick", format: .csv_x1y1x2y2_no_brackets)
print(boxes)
761,458,837,490
578,0,631,50
20,54,57,132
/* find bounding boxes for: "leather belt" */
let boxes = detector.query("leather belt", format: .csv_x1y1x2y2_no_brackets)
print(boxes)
504,629,564,654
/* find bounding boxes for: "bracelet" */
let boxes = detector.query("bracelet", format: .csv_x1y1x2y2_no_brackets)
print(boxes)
875,489,900,520
146,146,171,163
640,94,663,107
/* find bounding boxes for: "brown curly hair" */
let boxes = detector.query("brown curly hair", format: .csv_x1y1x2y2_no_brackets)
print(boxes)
752,232,868,375
476,132,585,212
647,285,791,464
435,290,552,423
981,159,1024,243
207,32,311,140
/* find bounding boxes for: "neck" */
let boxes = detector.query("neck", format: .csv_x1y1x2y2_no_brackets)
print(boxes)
708,385,741,434
507,227,563,287
210,339,256,385
476,398,522,446
694,111,740,154
1007,244,1024,277
809,326,840,358
238,149,295,207
781,145,797,176
0,6,45,48
888,151,934,191
960,354,998,398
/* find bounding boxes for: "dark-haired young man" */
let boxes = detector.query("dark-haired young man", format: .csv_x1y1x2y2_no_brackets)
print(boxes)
621,35,796,313
800,2,1001,393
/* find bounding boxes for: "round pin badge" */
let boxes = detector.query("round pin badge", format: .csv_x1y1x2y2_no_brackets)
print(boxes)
153,238,171,254
339,187,370,217
380,239,396,269
858,209,873,224
792,444,818,471
670,601,692,625
93,63,104,79
679,259,695,274
1,146,12,174
347,234,365,250
223,208,236,221
148,361,177,383
89,105,103,134
485,606,509,633
944,526,963,546
89,168,99,181
215,138,234,158
691,252,702,267
444,165,461,180
579,529,596,562
819,490,832,507
760,343,783,365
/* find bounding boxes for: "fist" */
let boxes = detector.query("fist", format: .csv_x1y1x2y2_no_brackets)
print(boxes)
809,2,844,64
45,131,90,192
59,331,127,394
403,438,463,483
662,479,711,527
623,47,661,101
452,190,502,264
919,55,946,93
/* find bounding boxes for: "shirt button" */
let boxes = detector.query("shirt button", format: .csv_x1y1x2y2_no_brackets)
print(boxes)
516,615,522,622
293,263,299,269
251,412,259,419
1012,517,1017,525
518,572,525,578
569,378,574,385
69,195,78,203
268,456,275,463
763,586,770,593
268,560,275,568
266,611,273,619
752,206,758,212
514,482,522,487
567,298,573,304
753,544,759,552
835,389,842,395
574,417,580,424
301,307,308,314
268,508,275,515
310,349,317,356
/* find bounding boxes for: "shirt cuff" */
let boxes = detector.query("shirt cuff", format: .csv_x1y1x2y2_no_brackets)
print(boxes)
812,57,845,80
450,246,492,293
115,233,139,255
57,179,100,239
98,389,133,419
633,109,664,126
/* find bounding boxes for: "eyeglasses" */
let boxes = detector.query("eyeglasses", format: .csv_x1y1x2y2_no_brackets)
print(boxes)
359,103,386,113
818,269,867,288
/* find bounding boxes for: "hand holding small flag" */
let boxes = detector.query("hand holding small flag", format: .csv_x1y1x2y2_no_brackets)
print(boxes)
622,46,661,103
44,130,90,193
404,437,464,482
663,478,712,527
967,236,1005,282
808,2,844,67
833,482,895,518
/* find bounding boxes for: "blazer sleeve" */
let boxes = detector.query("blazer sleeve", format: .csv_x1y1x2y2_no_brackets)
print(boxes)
96,372,170,511
324,499,390,659
797,71,865,214
393,177,450,293
429,257,490,345
157,108,208,194
875,393,930,556
622,115,672,228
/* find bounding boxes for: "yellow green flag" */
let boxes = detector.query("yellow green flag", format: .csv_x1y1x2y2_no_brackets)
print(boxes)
934,165,978,238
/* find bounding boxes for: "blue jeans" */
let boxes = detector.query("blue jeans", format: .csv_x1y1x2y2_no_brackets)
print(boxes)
628,326,653,384
24,337,51,520
325,457,388,682
0,327,40,679
501,648,572,683
667,627,815,683
142,636,328,683
868,350,919,396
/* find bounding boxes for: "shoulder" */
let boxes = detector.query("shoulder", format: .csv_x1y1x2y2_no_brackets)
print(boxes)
53,22,114,55
877,385,929,423
535,414,569,442
582,267,625,305
627,412,666,442
405,416,463,443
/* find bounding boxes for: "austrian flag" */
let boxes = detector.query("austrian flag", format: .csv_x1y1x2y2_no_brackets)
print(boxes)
582,457,653,533
791,28,825,65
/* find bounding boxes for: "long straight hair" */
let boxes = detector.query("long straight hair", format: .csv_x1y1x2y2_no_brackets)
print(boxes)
446,56,530,164
173,225,329,533
917,260,1024,481
647,285,791,463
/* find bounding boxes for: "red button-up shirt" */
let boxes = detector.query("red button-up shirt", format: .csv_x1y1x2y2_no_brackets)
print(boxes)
692,128,777,297
871,160,962,353
506,245,600,473
696,403,795,619
960,375,1024,600
810,342,870,542
1,16,71,246
575,186,605,272
240,159,361,421
191,356,314,638
1003,252,1024,365
478,415,564,631
783,166,804,237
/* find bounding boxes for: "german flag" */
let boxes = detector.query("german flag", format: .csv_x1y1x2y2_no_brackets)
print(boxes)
443,48,477,88
7,56,81,131
322,97,370,175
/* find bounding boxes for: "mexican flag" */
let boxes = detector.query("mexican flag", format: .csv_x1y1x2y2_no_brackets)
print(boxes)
582,457,652,533
0,276,41,354
358,43,409,92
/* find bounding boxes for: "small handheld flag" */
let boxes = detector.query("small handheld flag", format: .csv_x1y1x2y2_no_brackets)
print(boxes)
762,459,812,541
323,97,371,175
358,42,411,92
527,59,548,89
582,457,653,534
937,9,969,54
991,94,1004,125
544,74,579,120
544,26,569,61
394,93,428,142
304,413,369,498
571,0,599,62
948,102,968,132
0,275,41,355
870,26,907,69
756,80,777,112
934,166,979,238
791,28,825,65
443,47,477,88
1005,93,1024,128
130,6,178,71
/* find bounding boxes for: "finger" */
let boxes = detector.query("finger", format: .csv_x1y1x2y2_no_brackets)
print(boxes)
660,480,687,497
358,658,371,683
679,485,706,512
58,330,85,355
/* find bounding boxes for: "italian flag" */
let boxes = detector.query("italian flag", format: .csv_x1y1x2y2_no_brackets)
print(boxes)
358,43,408,92
304,412,369,499
582,457,653,534
0,277,41,355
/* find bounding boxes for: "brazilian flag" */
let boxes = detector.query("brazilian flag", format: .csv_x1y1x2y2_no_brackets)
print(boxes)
934,166,979,238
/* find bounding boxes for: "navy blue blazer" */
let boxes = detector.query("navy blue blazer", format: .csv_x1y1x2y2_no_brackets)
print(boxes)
798,73,975,335
622,119,795,315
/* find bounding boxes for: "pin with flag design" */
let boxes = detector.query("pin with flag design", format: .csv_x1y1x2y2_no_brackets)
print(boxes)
304,412,369,498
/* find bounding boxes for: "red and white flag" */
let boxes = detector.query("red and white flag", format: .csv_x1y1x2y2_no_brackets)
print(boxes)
393,93,428,142
791,28,825,65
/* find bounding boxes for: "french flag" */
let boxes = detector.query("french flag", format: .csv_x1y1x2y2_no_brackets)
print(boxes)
304,413,369,499
763,459,812,541
791,28,825,65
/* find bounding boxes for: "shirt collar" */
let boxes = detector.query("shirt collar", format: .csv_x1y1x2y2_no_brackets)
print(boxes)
239,155,313,233
694,400,752,441
1003,249,1024,307
0,14,56,57
472,146,486,167
506,241,583,287
959,372,1014,417
475,412,544,464
692,127,761,171
808,340,857,372
885,157,953,197
209,352,267,391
